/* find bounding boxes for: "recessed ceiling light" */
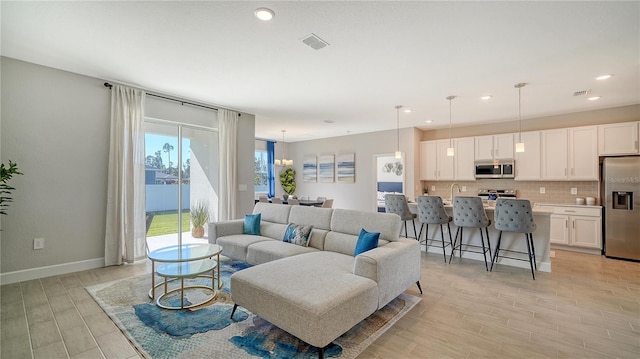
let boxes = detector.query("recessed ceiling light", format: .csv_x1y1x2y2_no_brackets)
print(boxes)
588,96,601,101
425,120,433,124
480,95,492,100
596,74,612,80
403,109,413,113
323,120,335,124
254,8,275,21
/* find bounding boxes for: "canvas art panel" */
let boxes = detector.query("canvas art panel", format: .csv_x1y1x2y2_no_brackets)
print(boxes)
303,155,317,182
336,153,355,183
318,155,335,183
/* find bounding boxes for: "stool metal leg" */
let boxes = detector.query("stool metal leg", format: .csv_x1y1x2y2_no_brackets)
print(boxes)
485,227,492,258
412,219,417,240
490,231,503,272
448,227,461,263
439,224,447,263
479,227,488,271
525,233,535,280
529,233,537,270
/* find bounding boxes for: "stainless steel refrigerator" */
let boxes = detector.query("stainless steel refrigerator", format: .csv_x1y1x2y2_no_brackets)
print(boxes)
602,157,640,261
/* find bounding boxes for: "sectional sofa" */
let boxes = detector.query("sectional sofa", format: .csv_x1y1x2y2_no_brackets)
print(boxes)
208,202,422,358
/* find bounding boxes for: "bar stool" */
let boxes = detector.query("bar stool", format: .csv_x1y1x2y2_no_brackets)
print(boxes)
449,196,492,271
416,196,453,262
491,198,537,280
384,194,417,238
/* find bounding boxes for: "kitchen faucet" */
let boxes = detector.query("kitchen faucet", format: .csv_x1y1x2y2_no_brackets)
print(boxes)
450,183,461,202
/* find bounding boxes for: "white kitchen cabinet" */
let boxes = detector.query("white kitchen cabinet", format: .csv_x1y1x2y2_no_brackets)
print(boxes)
598,122,639,155
549,206,601,250
568,126,598,180
541,126,598,181
541,129,568,180
475,134,515,161
420,141,437,180
420,140,454,181
454,137,475,181
515,131,541,180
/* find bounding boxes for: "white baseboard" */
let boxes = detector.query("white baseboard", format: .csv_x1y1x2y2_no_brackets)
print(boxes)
0,257,105,285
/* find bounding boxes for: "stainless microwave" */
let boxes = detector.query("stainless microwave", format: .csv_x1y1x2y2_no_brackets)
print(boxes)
475,161,515,179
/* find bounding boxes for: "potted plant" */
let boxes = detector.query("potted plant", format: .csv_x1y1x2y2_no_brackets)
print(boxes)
279,168,296,200
1,161,22,216
190,201,209,238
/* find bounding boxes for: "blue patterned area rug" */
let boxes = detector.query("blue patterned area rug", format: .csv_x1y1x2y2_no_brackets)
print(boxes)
86,257,420,359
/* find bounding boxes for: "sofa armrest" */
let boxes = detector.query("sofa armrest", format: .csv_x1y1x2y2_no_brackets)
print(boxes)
208,219,244,244
353,239,421,308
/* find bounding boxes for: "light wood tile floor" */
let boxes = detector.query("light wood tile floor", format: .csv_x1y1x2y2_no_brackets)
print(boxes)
1,249,638,358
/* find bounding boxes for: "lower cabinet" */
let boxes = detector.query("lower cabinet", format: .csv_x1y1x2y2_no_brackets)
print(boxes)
549,206,602,250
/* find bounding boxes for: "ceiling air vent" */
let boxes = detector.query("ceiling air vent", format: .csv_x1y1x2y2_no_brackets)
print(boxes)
573,89,591,96
301,33,329,50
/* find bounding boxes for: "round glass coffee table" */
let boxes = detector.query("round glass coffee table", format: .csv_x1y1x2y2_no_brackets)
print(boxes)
147,243,223,309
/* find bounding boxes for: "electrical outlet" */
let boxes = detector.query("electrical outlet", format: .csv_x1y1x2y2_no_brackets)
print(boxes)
462,186,467,192
33,238,45,250
431,185,436,191
539,187,546,194
571,188,577,195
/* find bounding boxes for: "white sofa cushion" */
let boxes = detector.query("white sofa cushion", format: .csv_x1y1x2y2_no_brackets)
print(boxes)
231,251,379,348
216,234,272,262
246,240,319,265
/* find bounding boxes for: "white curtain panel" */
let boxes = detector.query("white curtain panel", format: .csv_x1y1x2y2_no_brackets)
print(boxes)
218,109,238,221
104,85,146,266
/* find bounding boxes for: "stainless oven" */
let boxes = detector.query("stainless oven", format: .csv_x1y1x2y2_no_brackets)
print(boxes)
475,160,515,179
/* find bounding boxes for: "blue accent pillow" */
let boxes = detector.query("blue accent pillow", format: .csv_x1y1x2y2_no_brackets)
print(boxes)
354,228,380,256
243,214,261,235
283,223,314,246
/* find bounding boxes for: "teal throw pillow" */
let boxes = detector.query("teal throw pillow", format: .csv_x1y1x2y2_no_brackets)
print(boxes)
243,214,261,235
354,228,380,256
283,223,314,247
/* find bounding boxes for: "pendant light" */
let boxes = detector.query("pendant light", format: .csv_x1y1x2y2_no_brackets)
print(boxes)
275,130,293,166
515,83,527,153
395,105,402,159
446,96,455,156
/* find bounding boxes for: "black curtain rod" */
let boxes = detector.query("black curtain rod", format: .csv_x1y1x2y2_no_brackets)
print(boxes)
104,82,240,116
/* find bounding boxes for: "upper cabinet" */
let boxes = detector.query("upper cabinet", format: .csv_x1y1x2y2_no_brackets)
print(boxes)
420,140,454,181
541,129,569,180
598,122,639,155
541,126,598,181
475,134,514,161
515,131,541,180
454,137,476,181
569,126,598,180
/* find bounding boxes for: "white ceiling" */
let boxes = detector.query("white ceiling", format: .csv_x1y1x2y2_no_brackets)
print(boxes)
2,1,638,142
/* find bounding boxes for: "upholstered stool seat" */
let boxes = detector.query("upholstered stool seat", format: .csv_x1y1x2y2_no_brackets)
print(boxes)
385,194,417,238
416,196,453,262
450,196,492,270
491,198,537,279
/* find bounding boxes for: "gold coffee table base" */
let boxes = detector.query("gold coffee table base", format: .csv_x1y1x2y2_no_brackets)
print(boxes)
155,258,218,310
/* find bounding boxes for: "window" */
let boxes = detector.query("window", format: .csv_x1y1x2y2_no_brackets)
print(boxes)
255,150,268,193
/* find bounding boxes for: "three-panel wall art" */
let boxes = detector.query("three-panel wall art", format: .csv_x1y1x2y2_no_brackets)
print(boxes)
303,153,355,183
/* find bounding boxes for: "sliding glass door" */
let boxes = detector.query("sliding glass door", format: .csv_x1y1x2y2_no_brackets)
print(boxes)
144,120,218,251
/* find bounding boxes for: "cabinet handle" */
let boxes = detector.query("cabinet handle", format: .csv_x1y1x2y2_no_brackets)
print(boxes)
565,210,576,213
636,140,638,151
564,168,567,176
571,168,575,176
566,219,568,229
572,221,575,229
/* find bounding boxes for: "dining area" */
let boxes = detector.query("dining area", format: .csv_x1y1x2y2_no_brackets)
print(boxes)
256,195,334,208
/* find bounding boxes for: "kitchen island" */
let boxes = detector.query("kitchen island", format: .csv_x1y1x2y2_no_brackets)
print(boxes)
409,203,554,272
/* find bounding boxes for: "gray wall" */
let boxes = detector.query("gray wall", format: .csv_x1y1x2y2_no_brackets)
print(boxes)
0,57,255,279
1,57,111,275
285,128,417,212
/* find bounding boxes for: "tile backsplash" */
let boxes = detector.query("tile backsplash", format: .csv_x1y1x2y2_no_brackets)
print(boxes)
421,179,599,206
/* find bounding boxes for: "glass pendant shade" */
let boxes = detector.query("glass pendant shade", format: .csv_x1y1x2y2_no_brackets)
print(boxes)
276,130,292,166
446,95,455,157
515,83,526,153
395,151,402,159
394,105,402,159
447,147,455,156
